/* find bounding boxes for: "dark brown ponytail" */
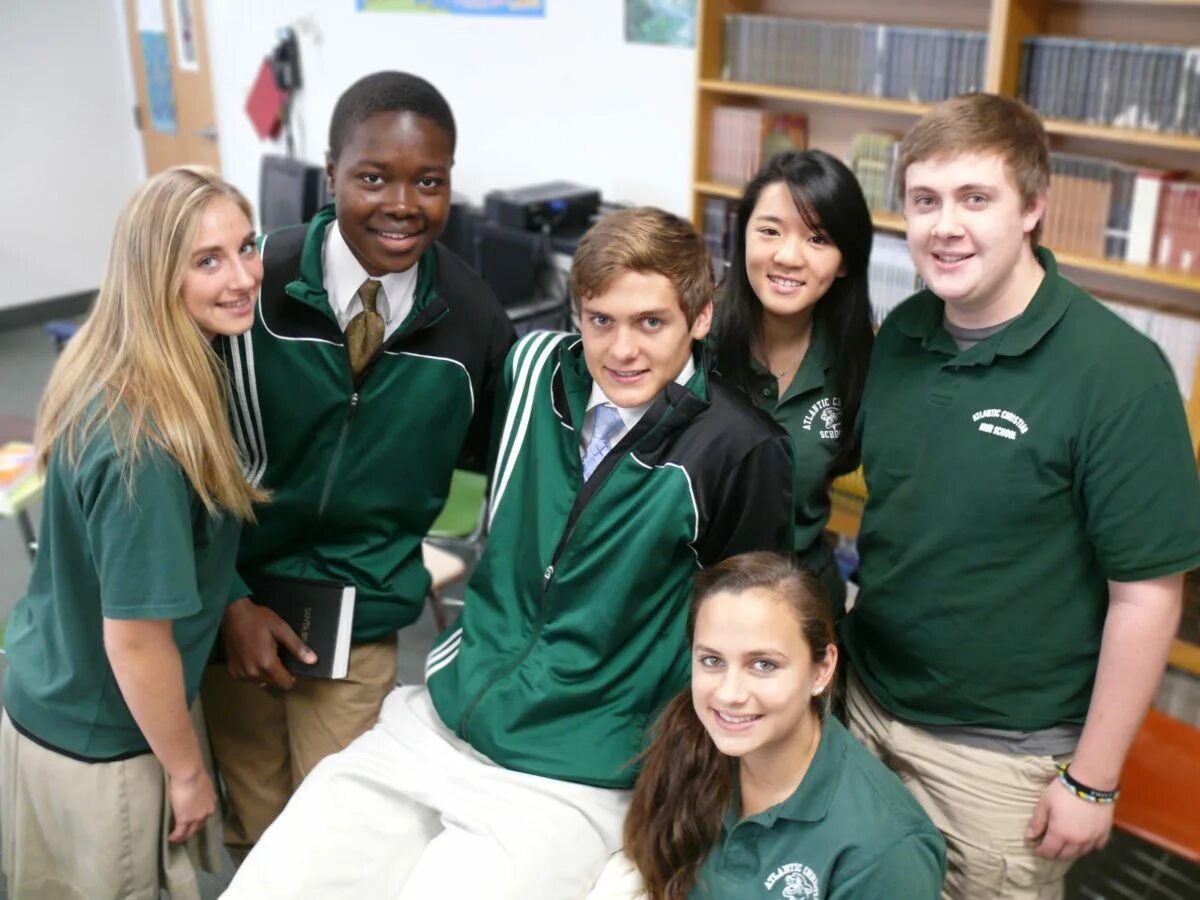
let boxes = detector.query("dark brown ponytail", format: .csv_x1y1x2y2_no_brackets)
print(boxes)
624,690,733,900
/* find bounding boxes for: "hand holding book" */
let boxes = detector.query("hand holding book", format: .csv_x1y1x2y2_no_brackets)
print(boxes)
220,596,319,690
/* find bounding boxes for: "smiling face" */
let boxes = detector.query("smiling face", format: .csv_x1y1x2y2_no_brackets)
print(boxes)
326,110,453,277
691,587,836,769
744,181,845,327
904,152,1046,326
579,270,712,409
181,196,262,339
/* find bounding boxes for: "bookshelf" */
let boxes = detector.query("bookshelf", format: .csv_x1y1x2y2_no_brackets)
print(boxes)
691,0,1200,471
1041,118,1200,154
692,2,1200,691
699,78,934,116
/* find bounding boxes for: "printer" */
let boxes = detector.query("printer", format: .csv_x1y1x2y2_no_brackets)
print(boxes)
483,181,601,233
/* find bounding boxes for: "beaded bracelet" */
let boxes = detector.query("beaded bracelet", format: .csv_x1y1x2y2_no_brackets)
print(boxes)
1057,764,1119,804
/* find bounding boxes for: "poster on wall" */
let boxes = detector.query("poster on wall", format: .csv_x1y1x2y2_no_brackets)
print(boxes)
140,31,180,133
625,0,695,47
358,0,545,15
173,0,200,72
136,0,179,133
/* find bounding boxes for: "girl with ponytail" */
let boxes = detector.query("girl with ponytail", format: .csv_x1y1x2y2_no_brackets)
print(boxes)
618,552,946,900
712,151,875,619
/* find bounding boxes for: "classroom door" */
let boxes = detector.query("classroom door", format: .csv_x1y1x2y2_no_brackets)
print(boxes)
125,0,220,174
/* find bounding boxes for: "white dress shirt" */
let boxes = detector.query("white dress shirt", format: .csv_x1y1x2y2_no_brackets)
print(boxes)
580,356,697,453
322,222,418,342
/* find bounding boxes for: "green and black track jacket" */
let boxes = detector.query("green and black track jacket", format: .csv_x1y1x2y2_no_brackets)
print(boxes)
220,207,515,642
426,331,794,788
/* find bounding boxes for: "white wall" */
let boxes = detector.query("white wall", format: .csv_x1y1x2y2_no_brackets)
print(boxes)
0,0,145,310
204,0,696,223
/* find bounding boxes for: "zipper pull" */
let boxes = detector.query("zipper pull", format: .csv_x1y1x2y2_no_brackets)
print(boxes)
542,564,554,590
348,392,359,418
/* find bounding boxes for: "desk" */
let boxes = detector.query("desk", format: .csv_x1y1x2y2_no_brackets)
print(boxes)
1115,709,1200,864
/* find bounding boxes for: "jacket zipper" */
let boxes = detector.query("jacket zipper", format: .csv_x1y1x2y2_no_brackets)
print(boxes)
457,421,649,739
459,553,561,741
315,391,359,520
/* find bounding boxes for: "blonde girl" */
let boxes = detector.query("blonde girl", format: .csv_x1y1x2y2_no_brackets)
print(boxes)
1,166,266,899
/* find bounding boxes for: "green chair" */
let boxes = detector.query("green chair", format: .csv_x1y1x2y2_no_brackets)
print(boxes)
423,470,488,630
427,469,488,562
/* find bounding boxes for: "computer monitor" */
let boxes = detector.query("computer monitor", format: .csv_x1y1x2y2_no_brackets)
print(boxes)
259,155,327,231
473,220,569,331
473,221,542,307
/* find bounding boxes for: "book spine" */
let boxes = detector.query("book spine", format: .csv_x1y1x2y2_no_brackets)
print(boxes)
1127,171,1166,266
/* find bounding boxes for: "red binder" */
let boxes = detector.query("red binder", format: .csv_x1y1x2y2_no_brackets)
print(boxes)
245,58,285,140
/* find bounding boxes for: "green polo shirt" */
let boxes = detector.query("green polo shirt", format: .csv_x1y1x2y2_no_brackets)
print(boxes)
4,414,242,760
842,248,1200,731
746,323,846,614
692,717,945,899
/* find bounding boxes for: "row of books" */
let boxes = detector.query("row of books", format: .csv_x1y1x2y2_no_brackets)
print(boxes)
848,132,903,215
722,15,987,104
700,200,921,325
701,196,1199,399
837,134,1200,275
709,107,807,186
1044,155,1199,274
702,197,738,280
708,122,904,215
1104,299,1200,403
866,234,921,325
1018,37,1200,136
843,136,1200,276
1154,178,1200,274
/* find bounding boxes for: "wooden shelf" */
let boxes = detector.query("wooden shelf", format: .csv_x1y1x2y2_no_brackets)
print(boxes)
698,78,932,117
693,179,742,200
1169,638,1200,677
701,201,1192,291
871,211,906,233
1043,118,1200,153
867,211,1200,292
1055,252,1200,291
828,491,864,539
1074,0,1200,7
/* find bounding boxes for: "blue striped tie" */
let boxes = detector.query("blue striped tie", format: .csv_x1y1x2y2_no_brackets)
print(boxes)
582,404,624,481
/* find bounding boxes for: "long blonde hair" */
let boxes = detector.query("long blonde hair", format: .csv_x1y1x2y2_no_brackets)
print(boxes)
35,165,267,521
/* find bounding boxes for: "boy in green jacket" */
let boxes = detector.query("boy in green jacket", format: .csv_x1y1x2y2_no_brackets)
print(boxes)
225,207,794,898
200,71,515,861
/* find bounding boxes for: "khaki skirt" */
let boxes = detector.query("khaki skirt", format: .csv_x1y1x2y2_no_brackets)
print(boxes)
0,704,224,899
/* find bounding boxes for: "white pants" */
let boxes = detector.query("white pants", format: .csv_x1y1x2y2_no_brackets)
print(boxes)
223,686,632,900
586,853,647,900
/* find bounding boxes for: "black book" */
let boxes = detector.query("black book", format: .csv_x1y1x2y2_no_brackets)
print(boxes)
242,571,356,679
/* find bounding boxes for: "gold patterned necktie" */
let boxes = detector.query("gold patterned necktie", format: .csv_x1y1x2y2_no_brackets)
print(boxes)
345,278,384,377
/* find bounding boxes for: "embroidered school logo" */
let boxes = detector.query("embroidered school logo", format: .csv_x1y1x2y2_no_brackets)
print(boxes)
971,408,1029,442
802,396,841,440
764,862,820,898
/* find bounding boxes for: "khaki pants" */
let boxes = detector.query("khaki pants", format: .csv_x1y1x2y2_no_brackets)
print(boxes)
200,636,397,859
845,671,1073,900
0,707,222,900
